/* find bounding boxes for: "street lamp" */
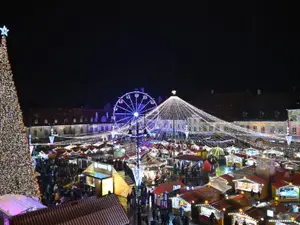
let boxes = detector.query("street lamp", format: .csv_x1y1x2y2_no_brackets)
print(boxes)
128,117,148,225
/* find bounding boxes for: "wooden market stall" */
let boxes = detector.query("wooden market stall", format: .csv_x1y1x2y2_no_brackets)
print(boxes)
82,162,133,198
233,175,268,199
229,207,266,225
152,180,186,208
272,181,300,202
225,154,245,168
196,200,231,225
170,186,221,217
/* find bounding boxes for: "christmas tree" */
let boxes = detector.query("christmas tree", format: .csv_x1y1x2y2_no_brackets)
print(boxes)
0,26,40,197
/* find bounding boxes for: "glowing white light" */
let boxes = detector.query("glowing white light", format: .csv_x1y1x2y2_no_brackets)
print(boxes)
172,90,177,95
133,112,139,117
0,25,9,36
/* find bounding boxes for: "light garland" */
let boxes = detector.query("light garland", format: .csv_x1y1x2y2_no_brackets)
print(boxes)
228,212,259,223
47,93,299,150
0,27,40,198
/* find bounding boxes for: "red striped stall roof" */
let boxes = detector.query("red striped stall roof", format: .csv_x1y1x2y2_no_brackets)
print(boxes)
11,195,129,225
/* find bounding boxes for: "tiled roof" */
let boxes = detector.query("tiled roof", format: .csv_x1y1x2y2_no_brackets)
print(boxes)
10,195,129,225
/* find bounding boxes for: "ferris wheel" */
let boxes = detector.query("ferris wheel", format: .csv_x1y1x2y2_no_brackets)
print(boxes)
112,90,159,137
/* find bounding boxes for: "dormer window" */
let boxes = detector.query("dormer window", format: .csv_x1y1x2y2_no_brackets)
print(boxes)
64,118,68,124
80,117,83,123
34,119,38,124
44,119,48,124
90,117,94,123
54,119,58,124
73,118,76,123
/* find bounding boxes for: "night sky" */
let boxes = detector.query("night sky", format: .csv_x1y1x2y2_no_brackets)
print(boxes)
0,1,296,109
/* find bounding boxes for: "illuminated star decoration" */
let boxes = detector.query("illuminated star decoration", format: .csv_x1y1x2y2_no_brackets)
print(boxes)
0,26,9,36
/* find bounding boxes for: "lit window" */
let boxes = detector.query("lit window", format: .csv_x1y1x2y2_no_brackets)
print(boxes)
44,119,48,124
34,119,38,124
292,127,297,135
73,118,76,123
253,126,257,131
80,117,83,123
261,127,265,133
54,119,58,124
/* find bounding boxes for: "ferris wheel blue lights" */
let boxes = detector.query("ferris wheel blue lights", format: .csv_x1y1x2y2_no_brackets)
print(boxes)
112,90,159,137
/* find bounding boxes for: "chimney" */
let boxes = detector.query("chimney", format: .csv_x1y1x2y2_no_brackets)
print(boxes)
257,89,261,95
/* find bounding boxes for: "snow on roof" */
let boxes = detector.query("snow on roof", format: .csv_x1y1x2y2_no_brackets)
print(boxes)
0,194,46,217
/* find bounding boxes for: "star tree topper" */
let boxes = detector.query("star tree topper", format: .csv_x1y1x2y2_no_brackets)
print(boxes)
0,26,9,36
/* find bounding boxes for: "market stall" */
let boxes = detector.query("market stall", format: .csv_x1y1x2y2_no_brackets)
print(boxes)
152,181,186,208
272,182,300,201
233,175,267,199
229,211,260,225
225,154,244,167
245,148,260,156
246,158,257,166
82,162,132,198
208,176,232,193
196,200,230,225
226,146,241,154
170,190,203,217
170,186,221,217
264,149,284,158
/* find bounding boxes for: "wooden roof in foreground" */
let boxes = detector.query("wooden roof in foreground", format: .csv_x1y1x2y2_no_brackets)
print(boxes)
11,194,129,225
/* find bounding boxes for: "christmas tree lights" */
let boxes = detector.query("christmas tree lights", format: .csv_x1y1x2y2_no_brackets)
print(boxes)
0,26,40,197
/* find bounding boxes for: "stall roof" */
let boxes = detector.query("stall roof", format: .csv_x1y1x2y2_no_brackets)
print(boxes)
82,162,112,180
152,181,186,195
10,195,129,225
220,174,234,183
245,207,268,220
227,195,252,209
209,178,232,193
198,199,232,212
180,191,204,204
175,155,204,161
0,195,46,217
272,180,290,188
233,175,266,185
181,186,221,203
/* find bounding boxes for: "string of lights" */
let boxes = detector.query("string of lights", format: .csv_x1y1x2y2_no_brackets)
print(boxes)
53,93,297,150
